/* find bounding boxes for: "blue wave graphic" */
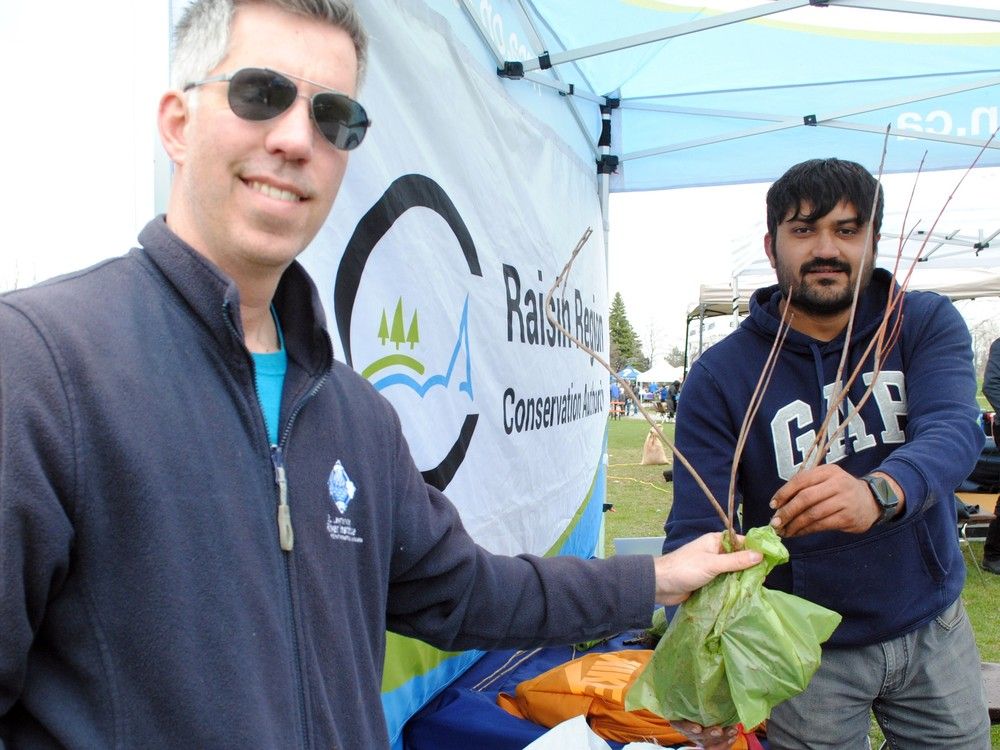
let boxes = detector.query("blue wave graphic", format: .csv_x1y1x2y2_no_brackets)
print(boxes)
371,296,473,400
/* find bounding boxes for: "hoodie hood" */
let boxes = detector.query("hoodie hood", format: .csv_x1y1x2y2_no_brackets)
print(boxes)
745,268,899,355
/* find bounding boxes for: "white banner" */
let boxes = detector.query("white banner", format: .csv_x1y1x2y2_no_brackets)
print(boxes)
302,0,609,557
296,1,611,740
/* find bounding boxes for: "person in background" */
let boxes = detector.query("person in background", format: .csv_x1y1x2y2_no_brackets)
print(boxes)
610,379,623,418
981,336,1000,574
663,158,990,749
666,379,680,420
0,1,763,747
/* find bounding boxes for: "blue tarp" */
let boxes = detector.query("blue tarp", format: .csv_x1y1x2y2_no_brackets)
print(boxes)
403,632,649,750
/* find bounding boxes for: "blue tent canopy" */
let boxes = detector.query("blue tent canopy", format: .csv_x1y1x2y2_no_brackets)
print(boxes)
617,366,640,381
486,0,1000,191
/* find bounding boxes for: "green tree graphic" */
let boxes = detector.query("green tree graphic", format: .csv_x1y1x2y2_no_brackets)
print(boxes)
378,310,389,345
406,311,419,349
390,298,406,349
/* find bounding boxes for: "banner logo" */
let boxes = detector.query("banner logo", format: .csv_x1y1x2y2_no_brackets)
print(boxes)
334,174,482,491
361,295,474,402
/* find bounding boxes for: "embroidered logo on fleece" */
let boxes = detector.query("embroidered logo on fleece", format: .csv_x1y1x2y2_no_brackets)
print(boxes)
327,460,356,513
326,460,363,544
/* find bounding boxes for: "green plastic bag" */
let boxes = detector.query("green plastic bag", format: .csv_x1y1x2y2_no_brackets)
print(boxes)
625,526,841,730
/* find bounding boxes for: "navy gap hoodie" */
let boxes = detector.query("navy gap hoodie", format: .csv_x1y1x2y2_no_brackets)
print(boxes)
665,269,983,646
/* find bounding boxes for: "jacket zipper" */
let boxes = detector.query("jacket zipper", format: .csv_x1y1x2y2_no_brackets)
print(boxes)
270,341,330,750
271,445,294,551
273,369,330,551
224,299,330,749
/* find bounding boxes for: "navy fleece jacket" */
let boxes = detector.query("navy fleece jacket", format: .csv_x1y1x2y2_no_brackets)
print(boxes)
0,218,655,749
664,269,983,647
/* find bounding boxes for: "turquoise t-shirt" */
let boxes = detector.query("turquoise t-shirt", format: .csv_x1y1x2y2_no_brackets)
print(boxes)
251,311,287,446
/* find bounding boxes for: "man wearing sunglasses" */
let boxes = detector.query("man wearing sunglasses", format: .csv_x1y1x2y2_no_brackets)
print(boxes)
0,1,764,748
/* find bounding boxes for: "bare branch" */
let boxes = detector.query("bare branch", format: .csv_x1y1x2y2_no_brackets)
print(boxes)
543,228,733,536
729,295,794,525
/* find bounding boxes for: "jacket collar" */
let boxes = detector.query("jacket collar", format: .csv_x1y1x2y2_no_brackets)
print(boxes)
136,216,333,376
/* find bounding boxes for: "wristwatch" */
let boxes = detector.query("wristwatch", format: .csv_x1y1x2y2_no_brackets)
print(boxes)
863,474,900,527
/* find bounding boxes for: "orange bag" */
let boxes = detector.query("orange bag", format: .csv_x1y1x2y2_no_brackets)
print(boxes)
498,650,758,748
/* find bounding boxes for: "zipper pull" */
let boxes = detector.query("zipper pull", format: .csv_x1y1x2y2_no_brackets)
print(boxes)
271,445,294,551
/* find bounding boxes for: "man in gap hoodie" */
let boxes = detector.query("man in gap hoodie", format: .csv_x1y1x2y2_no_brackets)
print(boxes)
664,158,990,749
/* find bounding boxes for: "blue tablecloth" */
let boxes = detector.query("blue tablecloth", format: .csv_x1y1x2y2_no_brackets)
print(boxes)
403,630,771,750
402,632,643,750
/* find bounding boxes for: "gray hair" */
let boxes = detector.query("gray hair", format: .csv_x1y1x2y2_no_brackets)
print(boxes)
171,0,368,91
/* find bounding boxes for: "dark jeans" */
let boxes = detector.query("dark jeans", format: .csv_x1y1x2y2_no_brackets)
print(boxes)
767,599,990,749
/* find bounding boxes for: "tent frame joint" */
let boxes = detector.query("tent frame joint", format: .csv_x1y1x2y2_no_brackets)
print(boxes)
497,60,524,79
597,154,620,174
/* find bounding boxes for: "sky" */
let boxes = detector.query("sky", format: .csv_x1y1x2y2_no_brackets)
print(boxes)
0,1,169,293
608,166,1000,363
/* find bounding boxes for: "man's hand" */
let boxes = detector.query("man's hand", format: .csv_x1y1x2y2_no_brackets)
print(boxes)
653,532,762,606
768,464,902,537
673,720,740,750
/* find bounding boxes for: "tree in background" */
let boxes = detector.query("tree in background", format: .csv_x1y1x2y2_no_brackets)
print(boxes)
609,292,648,372
665,345,685,368
970,317,1000,379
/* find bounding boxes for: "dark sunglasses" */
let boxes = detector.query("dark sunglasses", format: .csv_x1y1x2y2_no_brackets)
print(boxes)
184,67,370,151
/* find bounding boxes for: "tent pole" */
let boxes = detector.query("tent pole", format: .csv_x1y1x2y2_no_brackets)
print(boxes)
698,308,707,360
683,319,691,379
622,73,1000,164
464,0,602,161
598,95,617,282
514,0,998,75
600,174,610,247
732,274,741,325
835,0,1000,23
516,0,809,73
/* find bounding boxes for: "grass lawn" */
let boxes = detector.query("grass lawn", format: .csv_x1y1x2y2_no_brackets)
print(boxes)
603,414,1000,746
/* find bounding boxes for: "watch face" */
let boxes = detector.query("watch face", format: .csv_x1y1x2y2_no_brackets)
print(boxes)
870,477,892,503
866,475,899,525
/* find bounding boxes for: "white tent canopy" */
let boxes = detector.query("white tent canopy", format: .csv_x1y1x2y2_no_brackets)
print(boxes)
694,264,1000,321
638,363,685,384
686,264,1000,369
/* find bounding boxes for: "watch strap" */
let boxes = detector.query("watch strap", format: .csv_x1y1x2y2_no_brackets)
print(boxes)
863,474,899,526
